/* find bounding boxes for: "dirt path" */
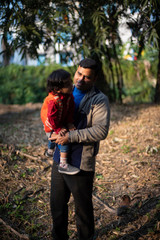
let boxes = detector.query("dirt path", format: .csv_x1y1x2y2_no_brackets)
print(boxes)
0,103,160,239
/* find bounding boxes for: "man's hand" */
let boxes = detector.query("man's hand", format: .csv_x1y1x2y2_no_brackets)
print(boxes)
55,132,69,145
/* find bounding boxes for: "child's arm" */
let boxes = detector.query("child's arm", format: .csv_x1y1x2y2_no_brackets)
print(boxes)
48,100,63,134
59,127,67,136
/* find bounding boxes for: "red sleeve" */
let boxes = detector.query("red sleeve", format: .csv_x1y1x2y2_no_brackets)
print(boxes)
66,94,75,124
47,100,62,134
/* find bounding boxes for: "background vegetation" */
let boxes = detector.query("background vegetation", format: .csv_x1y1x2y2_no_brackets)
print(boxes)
0,0,160,103
0,54,157,104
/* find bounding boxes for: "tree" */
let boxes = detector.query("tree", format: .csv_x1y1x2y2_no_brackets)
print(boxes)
1,0,159,102
126,0,160,103
0,0,59,62
70,0,126,102
0,0,125,100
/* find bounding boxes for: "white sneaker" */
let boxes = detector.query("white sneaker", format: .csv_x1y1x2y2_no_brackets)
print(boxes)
58,164,80,175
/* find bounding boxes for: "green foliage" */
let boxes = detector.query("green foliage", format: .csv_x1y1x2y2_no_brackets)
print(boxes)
96,173,104,180
123,81,155,103
0,57,157,105
121,144,131,153
1,1,160,102
120,59,155,103
102,57,157,103
0,64,73,104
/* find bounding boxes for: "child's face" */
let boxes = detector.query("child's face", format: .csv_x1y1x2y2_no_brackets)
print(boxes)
58,77,73,94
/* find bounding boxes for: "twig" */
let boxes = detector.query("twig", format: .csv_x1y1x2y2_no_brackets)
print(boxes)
34,187,45,195
43,165,51,171
16,150,38,161
0,218,29,239
92,194,116,214
14,187,25,195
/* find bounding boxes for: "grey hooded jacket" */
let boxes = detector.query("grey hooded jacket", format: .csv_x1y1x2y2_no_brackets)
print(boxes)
67,86,110,172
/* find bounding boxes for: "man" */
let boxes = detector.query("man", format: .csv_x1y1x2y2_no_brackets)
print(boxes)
49,58,110,240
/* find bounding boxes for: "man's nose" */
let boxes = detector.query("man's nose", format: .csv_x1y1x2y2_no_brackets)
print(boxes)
78,75,85,81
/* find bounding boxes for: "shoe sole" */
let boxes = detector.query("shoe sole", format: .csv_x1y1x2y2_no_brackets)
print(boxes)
58,169,80,175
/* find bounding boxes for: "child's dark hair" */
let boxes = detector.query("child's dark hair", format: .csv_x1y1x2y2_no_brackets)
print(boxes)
47,69,71,93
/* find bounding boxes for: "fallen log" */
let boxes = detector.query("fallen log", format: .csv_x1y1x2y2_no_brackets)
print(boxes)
92,194,116,214
0,218,29,240
16,150,38,161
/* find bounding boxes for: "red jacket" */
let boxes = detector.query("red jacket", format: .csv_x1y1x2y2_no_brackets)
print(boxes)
41,92,75,133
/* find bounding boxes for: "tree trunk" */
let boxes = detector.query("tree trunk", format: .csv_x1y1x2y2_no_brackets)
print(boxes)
154,48,160,103
112,41,123,104
2,37,10,66
91,53,110,96
106,47,116,101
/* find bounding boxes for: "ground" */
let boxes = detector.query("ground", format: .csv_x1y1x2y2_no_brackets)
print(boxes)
0,103,160,240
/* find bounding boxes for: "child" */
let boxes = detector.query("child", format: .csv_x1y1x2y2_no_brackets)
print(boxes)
41,69,80,175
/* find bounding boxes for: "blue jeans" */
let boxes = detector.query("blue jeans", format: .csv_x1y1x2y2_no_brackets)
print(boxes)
46,132,55,150
46,132,68,152
58,144,69,153
48,140,55,150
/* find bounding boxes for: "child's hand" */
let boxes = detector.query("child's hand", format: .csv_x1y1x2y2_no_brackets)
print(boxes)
56,133,69,145
49,132,58,141
59,128,67,136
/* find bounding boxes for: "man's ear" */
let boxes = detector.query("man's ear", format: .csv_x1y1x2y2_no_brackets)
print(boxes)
94,75,98,82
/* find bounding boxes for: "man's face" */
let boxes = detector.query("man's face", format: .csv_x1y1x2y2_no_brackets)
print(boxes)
74,66,97,92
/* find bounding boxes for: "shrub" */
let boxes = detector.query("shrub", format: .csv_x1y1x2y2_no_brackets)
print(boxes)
0,59,157,104
0,64,73,104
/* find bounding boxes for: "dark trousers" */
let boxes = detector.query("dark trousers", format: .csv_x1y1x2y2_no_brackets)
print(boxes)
50,161,95,240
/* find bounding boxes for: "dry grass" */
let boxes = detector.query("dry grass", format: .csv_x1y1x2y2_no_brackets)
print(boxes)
0,103,160,239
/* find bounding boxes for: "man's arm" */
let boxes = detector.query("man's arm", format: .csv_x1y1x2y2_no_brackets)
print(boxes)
70,97,110,143
54,96,110,145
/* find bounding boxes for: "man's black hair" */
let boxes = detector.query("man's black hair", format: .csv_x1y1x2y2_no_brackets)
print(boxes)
47,69,70,93
79,58,99,73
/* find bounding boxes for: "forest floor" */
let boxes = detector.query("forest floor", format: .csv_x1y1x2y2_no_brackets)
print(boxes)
0,102,160,240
